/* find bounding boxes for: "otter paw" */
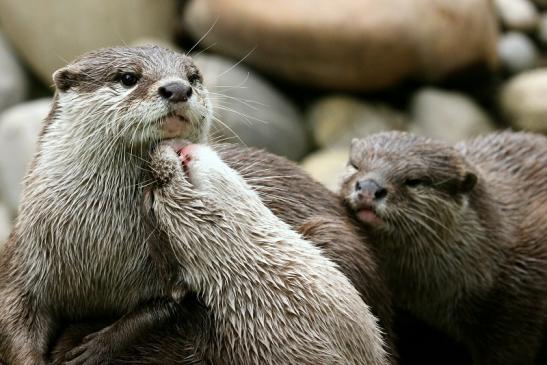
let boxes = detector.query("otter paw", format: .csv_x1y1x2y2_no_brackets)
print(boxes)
63,328,114,365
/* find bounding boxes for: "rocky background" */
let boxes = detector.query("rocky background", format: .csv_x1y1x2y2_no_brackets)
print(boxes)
0,0,547,245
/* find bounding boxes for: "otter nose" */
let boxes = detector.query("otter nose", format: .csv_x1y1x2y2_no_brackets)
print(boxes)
355,179,387,201
158,82,193,103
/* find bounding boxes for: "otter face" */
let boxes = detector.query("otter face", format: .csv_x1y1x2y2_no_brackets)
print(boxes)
340,132,477,241
51,46,211,147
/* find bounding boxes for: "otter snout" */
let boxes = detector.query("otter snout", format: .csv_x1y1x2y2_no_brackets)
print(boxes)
158,81,193,103
355,179,387,204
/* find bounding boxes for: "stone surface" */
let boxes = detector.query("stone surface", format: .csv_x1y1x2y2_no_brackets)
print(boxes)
0,0,177,83
537,13,547,46
300,148,349,192
495,0,539,32
501,68,547,132
0,32,27,112
0,202,10,247
409,88,495,145
307,96,406,149
0,98,50,214
498,32,539,74
194,54,309,160
184,0,499,91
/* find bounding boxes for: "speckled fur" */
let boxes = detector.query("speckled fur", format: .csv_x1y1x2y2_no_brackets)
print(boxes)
0,46,212,365
341,131,547,365
145,144,388,365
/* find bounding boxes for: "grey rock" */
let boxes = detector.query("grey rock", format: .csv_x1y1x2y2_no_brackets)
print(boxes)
501,68,547,133
495,0,539,32
410,88,496,145
300,148,349,192
0,98,50,214
307,96,406,149
498,32,539,74
194,54,309,161
0,202,11,247
0,32,27,112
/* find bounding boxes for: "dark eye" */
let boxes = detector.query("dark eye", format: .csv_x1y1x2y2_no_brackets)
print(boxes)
120,72,139,87
405,178,425,188
348,161,358,169
187,71,202,85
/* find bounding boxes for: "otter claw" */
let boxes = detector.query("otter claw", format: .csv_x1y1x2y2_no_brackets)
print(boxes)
63,329,112,365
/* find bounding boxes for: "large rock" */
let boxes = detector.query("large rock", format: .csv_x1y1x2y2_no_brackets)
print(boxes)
501,69,547,133
300,148,349,192
0,202,10,247
194,54,309,160
308,96,406,149
498,32,539,74
0,32,27,112
0,0,176,83
0,98,50,214
495,0,539,32
184,0,499,91
409,88,495,144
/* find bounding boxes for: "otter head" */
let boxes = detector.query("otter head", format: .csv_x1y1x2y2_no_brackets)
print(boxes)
340,132,477,244
50,46,211,150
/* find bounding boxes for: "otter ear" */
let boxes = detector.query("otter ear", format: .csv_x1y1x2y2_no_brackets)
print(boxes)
53,67,79,92
459,172,477,193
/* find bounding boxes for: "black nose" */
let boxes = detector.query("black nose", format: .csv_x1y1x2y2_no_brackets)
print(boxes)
158,82,193,103
355,179,388,200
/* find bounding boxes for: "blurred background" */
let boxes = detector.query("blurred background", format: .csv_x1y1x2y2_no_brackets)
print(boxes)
0,0,547,244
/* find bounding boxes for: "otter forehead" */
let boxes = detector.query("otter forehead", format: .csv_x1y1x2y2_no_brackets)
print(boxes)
55,46,201,93
350,132,464,177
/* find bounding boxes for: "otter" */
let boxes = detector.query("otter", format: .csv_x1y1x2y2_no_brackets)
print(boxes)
0,46,395,364
340,131,547,365
0,46,213,365
142,142,388,364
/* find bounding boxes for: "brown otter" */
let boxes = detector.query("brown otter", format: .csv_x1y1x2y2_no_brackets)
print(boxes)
142,142,388,364
0,46,395,364
0,45,212,365
340,131,547,365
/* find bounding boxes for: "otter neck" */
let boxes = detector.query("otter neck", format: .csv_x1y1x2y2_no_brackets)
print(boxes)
377,180,507,320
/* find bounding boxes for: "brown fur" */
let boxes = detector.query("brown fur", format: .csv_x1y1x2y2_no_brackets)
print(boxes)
341,131,547,365
49,144,396,364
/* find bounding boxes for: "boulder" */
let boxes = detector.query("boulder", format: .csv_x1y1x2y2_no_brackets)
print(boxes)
183,0,499,91
0,98,50,214
0,32,27,112
501,69,547,133
0,0,177,83
495,0,539,32
498,32,539,74
300,148,349,192
410,88,495,144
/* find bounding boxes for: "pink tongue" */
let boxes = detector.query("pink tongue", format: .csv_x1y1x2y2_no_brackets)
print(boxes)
357,209,382,225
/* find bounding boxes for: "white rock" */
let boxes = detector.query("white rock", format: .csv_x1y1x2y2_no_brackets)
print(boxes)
498,32,539,74
0,98,50,214
0,32,27,112
410,88,495,145
0,0,177,83
495,0,539,32
194,54,309,160
300,148,349,192
501,68,547,133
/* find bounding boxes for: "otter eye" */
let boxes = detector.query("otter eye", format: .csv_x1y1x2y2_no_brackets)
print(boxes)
187,71,202,85
348,161,358,170
405,178,425,188
120,73,139,87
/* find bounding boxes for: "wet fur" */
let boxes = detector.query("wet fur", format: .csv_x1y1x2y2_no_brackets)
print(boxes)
0,46,211,365
341,131,547,365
